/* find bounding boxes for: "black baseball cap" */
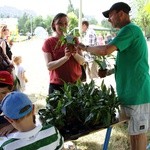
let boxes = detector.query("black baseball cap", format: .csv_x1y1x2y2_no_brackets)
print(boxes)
102,2,131,18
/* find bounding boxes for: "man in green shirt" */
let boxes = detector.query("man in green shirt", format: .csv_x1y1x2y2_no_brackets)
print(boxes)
78,2,150,150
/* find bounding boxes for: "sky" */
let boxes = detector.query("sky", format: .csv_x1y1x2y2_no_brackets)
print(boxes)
0,0,133,22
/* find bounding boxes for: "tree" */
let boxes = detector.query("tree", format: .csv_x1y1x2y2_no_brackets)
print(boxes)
45,15,53,35
67,0,74,13
67,0,83,21
101,20,112,29
67,12,78,31
18,13,29,35
133,0,150,36
144,1,150,13
88,18,98,25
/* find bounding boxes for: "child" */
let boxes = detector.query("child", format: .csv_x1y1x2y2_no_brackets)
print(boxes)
0,91,64,149
13,56,28,92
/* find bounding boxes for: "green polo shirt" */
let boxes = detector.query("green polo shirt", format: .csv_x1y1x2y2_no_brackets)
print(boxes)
110,23,150,105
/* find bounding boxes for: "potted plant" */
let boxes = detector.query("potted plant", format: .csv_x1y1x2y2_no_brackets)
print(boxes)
57,28,87,81
94,56,108,78
38,80,121,140
95,54,116,78
58,27,80,52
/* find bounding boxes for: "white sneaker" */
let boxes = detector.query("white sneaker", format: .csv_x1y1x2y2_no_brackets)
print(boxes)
64,141,77,150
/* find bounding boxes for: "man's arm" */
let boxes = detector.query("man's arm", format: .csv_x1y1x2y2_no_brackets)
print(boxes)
78,43,117,56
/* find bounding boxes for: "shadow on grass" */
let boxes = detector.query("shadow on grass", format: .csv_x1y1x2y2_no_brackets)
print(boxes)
73,123,130,150
74,141,103,150
108,123,130,150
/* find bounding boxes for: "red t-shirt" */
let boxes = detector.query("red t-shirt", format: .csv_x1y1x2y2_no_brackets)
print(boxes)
42,37,82,85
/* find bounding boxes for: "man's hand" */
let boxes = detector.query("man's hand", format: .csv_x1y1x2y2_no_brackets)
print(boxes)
77,43,86,51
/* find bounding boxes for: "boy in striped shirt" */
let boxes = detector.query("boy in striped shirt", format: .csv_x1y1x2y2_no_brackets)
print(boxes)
0,91,64,150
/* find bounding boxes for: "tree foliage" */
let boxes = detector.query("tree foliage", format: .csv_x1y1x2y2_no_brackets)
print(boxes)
18,13,29,35
67,12,78,31
133,0,150,36
17,13,53,35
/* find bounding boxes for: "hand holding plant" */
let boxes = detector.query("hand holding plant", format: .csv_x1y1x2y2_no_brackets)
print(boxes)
64,46,73,60
59,27,80,53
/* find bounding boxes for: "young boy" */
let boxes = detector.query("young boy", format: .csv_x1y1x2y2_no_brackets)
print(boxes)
13,56,28,92
0,91,64,149
0,71,14,136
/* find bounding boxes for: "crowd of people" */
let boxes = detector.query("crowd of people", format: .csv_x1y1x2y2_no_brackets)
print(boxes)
0,24,28,92
0,2,150,150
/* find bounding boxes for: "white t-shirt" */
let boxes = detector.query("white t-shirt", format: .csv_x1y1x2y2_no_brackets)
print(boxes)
82,28,98,62
15,64,26,92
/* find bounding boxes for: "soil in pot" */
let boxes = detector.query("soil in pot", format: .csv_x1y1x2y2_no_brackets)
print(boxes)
98,69,107,78
67,43,75,53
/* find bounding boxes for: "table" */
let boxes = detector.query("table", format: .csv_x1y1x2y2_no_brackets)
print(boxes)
63,119,128,150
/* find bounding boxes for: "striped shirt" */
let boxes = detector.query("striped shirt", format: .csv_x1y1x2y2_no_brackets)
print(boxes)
0,124,64,150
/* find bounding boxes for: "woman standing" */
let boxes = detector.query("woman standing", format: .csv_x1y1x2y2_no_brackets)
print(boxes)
42,13,85,94
0,24,12,63
0,24,18,90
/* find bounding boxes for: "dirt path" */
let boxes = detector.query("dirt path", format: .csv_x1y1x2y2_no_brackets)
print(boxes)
12,38,48,104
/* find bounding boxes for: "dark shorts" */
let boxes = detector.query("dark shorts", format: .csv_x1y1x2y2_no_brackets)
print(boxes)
49,83,64,94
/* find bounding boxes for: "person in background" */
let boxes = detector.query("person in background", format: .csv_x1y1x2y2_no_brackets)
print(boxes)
97,33,105,45
81,20,99,80
78,2,150,150
0,71,15,136
0,24,12,63
13,56,28,92
42,13,85,94
0,24,15,80
0,91,64,149
104,33,113,44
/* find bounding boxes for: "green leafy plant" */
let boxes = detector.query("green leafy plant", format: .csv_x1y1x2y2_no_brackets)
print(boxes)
38,79,121,140
95,55,116,78
94,56,107,70
55,27,80,52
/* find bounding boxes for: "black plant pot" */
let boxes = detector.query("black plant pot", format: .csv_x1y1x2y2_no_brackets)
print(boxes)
98,69,107,78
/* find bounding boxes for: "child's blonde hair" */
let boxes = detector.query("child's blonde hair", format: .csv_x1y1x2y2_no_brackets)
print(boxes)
13,56,22,65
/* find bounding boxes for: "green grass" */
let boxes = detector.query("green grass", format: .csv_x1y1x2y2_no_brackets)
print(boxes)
72,123,150,150
72,123,129,150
